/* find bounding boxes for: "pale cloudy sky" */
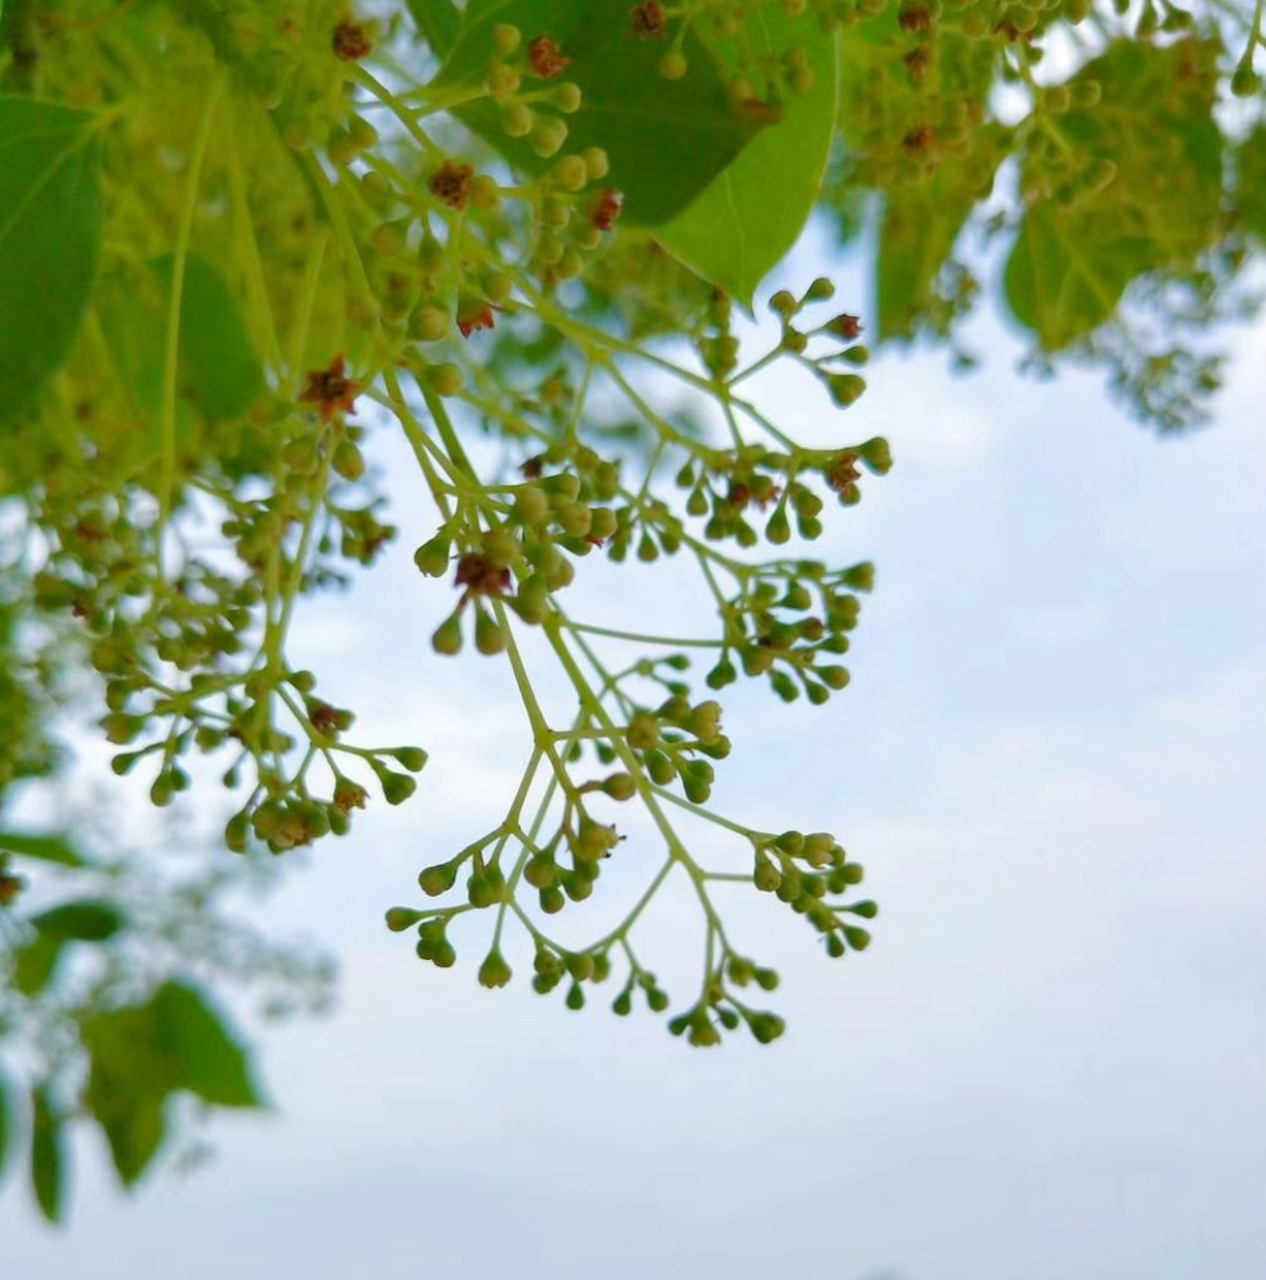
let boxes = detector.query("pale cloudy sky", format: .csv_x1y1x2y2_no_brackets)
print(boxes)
5,223,1265,1280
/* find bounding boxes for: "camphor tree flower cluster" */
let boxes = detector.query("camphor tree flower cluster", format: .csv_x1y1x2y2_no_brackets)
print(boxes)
1,0,1264,1222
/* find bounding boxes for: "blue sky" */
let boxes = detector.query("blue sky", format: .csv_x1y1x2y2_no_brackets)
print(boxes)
5,224,1265,1280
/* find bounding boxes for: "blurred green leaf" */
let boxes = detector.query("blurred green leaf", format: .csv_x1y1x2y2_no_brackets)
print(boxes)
81,981,260,1188
11,900,124,996
82,1005,169,1187
13,934,63,997
149,254,263,421
30,1087,66,1223
655,11,838,308
0,98,102,426
0,831,89,868
153,981,260,1108
407,0,460,57
32,901,123,942
437,0,760,225
1235,124,1266,245
877,124,1010,339
1005,38,1221,351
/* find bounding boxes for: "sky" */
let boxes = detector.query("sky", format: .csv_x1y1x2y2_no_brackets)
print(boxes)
3,222,1265,1280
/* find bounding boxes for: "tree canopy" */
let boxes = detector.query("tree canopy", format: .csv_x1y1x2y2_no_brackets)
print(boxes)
0,0,1262,1222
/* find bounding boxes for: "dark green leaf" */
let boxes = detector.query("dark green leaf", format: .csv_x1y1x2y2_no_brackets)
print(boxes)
437,0,760,225
0,98,102,425
153,981,261,1108
149,254,264,421
30,1086,66,1224
0,831,89,867
655,11,838,307
408,0,461,57
31,900,124,942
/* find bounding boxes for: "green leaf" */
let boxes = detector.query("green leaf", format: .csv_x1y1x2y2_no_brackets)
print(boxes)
876,124,1010,339
0,98,102,425
408,0,461,57
82,1005,169,1187
12,933,64,997
436,0,761,225
31,900,123,942
0,831,89,867
1234,124,1266,245
81,982,260,1188
1004,38,1222,351
153,981,261,1108
149,254,264,421
654,12,838,308
11,900,124,996
30,1086,67,1224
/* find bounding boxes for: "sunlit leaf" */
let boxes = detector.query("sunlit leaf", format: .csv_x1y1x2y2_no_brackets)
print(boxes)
149,254,264,421
436,0,761,225
0,98,102,426
876,124,1010,339
1004,38,1221,351
654,10,839,308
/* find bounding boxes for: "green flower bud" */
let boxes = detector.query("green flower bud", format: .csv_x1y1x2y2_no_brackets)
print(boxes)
644,750,676,785
566,952,595,982
565,981,586,1010
754,855,782,893
474,606,506,656
748,1012,785,1044
601,772,637,801
846,899,879,919
754,967,780,991
826,931,847,958
386,907,424,932
858,436,893,474
841,862,865,885
433,938,457,968
419,860,459,896
841,561,875,591
378,769,417,806
827,373,867,409
843,925,872,951
468,871,496,908
612,989,633,1016
332,438,365,481
539,885,566,914
818,665,850,690
225,811,250,854
478,948,513,989
431,611,464,656
647,987,670,1013
386,746,428,773
681,759,714,805
573,820,616,862
414,533,451,577
1231,58,1260,98
626,711,660,751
